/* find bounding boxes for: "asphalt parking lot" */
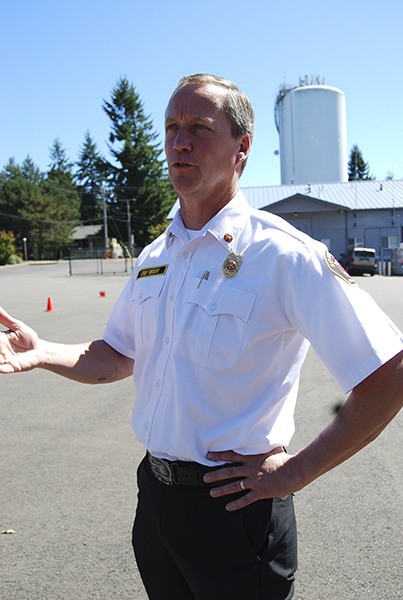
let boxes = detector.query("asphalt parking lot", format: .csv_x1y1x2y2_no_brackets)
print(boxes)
0,262,402,600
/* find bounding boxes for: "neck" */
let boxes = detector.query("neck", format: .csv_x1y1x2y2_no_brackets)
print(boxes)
179,186,238,230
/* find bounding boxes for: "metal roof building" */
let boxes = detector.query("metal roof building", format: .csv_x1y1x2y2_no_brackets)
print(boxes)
167,179,403,261
241,179,403,212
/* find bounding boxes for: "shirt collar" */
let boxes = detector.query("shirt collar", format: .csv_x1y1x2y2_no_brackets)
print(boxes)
206,190,252,250
165,211,188,246
165,190,252,250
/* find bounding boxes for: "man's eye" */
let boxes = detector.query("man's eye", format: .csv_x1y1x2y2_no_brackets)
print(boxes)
166,123,178,132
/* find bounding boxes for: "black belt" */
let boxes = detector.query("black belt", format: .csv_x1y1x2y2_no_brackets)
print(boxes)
147,452,230,487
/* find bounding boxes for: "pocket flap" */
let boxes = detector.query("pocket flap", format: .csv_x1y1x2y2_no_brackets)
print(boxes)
213,286,255,321
131,276,166,304
185,280,255,321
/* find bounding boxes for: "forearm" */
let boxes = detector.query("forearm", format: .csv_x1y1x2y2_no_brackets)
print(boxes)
293,350,403,490
39,339,134,384
203,351,403,512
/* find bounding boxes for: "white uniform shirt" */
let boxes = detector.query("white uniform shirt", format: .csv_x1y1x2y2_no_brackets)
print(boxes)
104,191,403,464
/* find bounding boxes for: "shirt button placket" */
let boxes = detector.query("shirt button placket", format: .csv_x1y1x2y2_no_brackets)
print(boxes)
147,245,191,447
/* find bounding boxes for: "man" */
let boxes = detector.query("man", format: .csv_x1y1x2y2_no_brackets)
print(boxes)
0,74,402,600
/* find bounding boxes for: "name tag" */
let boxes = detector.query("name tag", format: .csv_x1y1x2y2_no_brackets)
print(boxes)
136,265,168,279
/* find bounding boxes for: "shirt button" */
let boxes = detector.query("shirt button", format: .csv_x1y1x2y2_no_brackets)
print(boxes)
144,421,150,430
155,379,161,387
183,253,189,260
164,337,170,344
210,303,217,311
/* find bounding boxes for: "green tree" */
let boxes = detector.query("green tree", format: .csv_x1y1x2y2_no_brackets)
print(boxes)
102,77,175,248
76,131,106,223
19,187,77,259
48,138,74,173
148,219,170,241
21,155,44,185
42,139,80,244
348,145,374,181
0,154,76,258
0,158,34,243
0,230,17,265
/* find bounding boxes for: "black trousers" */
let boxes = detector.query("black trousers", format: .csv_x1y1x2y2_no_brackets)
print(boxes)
132,456,297,599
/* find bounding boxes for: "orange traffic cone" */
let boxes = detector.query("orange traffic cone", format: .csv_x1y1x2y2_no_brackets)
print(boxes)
46,296,55,312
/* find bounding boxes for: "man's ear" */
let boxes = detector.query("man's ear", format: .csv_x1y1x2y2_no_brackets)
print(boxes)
236,133,251,168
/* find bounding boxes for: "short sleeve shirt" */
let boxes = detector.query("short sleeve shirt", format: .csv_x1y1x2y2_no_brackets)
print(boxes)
104,191,403,464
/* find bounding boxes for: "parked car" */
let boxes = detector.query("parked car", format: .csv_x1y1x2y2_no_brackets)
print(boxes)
339,247,378,276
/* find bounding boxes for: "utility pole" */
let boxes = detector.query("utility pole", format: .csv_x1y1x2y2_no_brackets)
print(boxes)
126,198,136,257
103,191,109,258
126,199,132,257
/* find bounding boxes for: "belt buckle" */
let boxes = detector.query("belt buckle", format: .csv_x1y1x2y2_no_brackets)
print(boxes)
148,454,174,486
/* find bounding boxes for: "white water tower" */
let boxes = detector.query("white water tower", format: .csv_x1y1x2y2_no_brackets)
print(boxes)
274,76,348,185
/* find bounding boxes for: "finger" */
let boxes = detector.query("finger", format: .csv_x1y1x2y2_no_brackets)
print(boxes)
223,492,258,512
5,331,24,347
0,350,20,372
203,462,244,485
0,306,16,329
209,484,260,512
0,351,21,372
0,362,18,374
210,477,249,497
207,450,243,463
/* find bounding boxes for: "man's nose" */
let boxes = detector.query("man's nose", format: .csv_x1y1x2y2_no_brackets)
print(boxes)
172,127,192,152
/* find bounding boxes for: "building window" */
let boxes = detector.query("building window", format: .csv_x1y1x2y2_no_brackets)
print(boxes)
381,236,398,249
348,237,364,248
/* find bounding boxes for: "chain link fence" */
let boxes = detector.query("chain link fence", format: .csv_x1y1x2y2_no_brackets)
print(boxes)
67,249,134,276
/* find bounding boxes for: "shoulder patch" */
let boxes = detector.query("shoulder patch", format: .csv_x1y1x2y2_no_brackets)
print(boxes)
323,251,357,286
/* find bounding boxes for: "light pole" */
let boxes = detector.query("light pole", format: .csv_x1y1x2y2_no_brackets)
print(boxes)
22,237,28,261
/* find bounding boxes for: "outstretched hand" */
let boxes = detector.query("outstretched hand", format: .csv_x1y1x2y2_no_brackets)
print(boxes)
0,306,41,373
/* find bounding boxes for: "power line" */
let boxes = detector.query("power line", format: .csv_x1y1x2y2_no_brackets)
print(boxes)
0,211,78,226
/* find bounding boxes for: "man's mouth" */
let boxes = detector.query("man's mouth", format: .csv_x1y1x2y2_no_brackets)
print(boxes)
172,161,195,168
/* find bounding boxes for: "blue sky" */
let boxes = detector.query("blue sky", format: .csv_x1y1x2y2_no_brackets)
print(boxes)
1,0,402,187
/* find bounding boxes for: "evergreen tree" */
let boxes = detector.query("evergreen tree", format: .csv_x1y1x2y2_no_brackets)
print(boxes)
21,155,44,185
348,145,374,181
43,139,80,236
0,158,34,243
76,131,106,223
19,187,76,259
0,149,79,259
0,159,22,227
102,77,175,248
48,138,74,173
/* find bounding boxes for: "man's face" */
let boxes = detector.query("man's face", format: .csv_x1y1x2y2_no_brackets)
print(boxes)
165,84,246,202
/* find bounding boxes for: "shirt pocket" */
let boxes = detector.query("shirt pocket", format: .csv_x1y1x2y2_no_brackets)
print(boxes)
131,276,166,349
175,280,256,370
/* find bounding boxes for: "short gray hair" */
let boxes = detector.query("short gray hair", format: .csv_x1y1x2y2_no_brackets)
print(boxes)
172,73,255,144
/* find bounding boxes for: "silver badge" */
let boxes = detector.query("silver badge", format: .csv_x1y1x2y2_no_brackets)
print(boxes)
222,253,242,278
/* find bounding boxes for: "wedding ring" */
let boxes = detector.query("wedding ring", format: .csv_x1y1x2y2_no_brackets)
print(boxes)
239,479,246,491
